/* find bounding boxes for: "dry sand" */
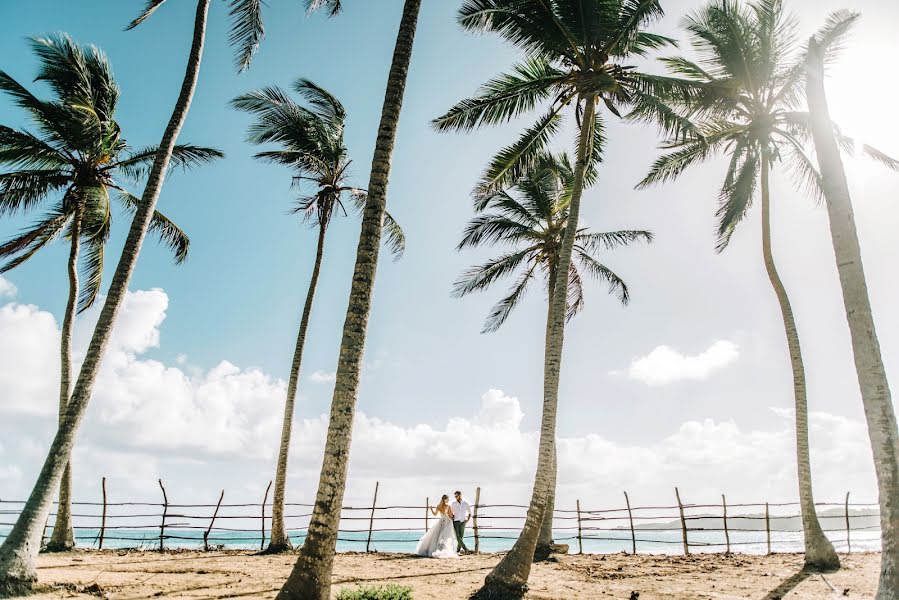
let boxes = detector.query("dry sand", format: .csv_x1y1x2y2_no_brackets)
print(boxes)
30,550,879,599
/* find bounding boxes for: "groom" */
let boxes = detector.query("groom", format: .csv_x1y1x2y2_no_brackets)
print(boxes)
450,490,471,554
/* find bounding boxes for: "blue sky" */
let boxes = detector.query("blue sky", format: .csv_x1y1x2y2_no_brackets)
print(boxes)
1,0,898,506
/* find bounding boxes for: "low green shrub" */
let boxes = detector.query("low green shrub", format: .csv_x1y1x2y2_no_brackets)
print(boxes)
335,583,413,600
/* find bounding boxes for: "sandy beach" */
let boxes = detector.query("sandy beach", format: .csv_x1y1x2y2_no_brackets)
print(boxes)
29,550,879,599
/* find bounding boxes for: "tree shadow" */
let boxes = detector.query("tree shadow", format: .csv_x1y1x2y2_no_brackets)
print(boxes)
761,569,813,600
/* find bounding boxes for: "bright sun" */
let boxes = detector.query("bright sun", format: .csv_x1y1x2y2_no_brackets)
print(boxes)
824,43,899,158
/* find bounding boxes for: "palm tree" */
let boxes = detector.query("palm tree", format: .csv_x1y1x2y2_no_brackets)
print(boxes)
454,153,651,559
232,79,404,553
0,0,327,591
433,1,673,594
0,34,217,554
276,1,422,597
804,12,899,597
635,0,894,571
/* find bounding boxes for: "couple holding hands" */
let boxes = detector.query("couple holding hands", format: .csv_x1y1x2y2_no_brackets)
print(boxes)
415,490,472,559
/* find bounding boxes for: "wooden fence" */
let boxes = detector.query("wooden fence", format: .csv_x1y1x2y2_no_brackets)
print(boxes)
0,480,879,555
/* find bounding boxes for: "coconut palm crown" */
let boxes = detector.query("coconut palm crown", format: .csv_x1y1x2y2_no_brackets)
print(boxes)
0,34,221,309
454,153,651,333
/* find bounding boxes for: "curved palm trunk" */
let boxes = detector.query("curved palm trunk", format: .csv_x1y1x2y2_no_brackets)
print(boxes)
476,95,597,599
760,157,839,571
276,1,421,597
45,200,83,554
266,223,328,553
0,1,209,594
806,47,899,597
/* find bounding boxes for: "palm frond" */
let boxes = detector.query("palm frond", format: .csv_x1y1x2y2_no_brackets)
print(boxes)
716,142,759,252
432,58,568,132
382,210,406,260
228,0,265,72
115,191,190,263
477,105,564,195
576,229,653,252
113,144,224,180
482,263,537,333
0,207,68,267
452,248,535,298
0,170,71,216
305,0,343,17
574,248,630,305
126,0,168,30
861,144,899,172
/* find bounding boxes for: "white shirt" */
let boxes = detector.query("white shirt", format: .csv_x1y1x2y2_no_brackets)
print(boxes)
450,499,470,522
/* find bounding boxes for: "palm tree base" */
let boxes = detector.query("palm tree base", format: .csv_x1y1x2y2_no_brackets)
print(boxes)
43,540,75,553
533,542,568,562
0,573,35,598
470,575,529,600
262,540,294,555
803,545,840,573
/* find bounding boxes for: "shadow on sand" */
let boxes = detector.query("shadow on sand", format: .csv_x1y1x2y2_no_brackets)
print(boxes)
760,569,813,600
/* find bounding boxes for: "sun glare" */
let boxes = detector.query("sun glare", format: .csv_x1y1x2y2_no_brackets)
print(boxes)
825,44,899,159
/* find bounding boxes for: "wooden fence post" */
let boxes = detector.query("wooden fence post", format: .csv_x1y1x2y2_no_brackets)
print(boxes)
675,487,689,556
765,502,771,555
425,497,430,533
366,481,380,553
624,491,636,555
158,479,168,552
260,480,272,551
98,477,107,550
473,487,481,554
204,489,224,551
845,491,851,554
722,494,730,555
576,499,583,555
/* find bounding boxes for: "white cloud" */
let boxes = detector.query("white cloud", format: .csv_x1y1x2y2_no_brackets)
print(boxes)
0,276,16,298
626,340,740,386
308,370,337,384
0,294,876,510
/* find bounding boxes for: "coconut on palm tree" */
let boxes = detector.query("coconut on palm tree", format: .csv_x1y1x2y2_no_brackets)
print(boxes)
0,0,326,591
434,0,673,594
232,78,403,553
802,11,899,597
276,1,422,597
637,0,897,571
0,34,218,555
454,152,651,559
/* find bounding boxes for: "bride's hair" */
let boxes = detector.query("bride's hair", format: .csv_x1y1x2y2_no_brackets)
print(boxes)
439,494,449,505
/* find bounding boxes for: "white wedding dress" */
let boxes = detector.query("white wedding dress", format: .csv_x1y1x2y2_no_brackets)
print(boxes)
415,512,458,558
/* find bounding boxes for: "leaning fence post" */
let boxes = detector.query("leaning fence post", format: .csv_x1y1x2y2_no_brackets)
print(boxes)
473,486,481,554
765,502,771,555
675,487,689,556
366,481,380,553
845,491,851,554
576,499,583,555
98,477,107,550
425,496,430,534
722,494,730,555
624,491,636,555
158,479,168,552
204,489,224,551
260,480,272,551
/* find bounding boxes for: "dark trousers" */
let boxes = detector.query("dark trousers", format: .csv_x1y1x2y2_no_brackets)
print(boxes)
453,520,469,552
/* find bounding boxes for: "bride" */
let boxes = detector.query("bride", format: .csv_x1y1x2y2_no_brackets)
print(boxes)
415,495,458,558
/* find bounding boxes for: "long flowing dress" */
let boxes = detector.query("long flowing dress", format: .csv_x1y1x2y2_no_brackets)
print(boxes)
415,511,458,558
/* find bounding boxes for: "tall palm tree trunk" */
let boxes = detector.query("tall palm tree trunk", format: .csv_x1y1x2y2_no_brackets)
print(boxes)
267,223,328,553
806,46,899,597
760,156,839,571
534,266,558,562
0,2,209,594
45,200,83,554
477,95,597,599
276,2,421,598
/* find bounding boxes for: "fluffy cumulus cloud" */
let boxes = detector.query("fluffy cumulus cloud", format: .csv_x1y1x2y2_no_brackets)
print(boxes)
0,275,16,298
0,294,877,513
626,340,740,386
308,370,336,384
